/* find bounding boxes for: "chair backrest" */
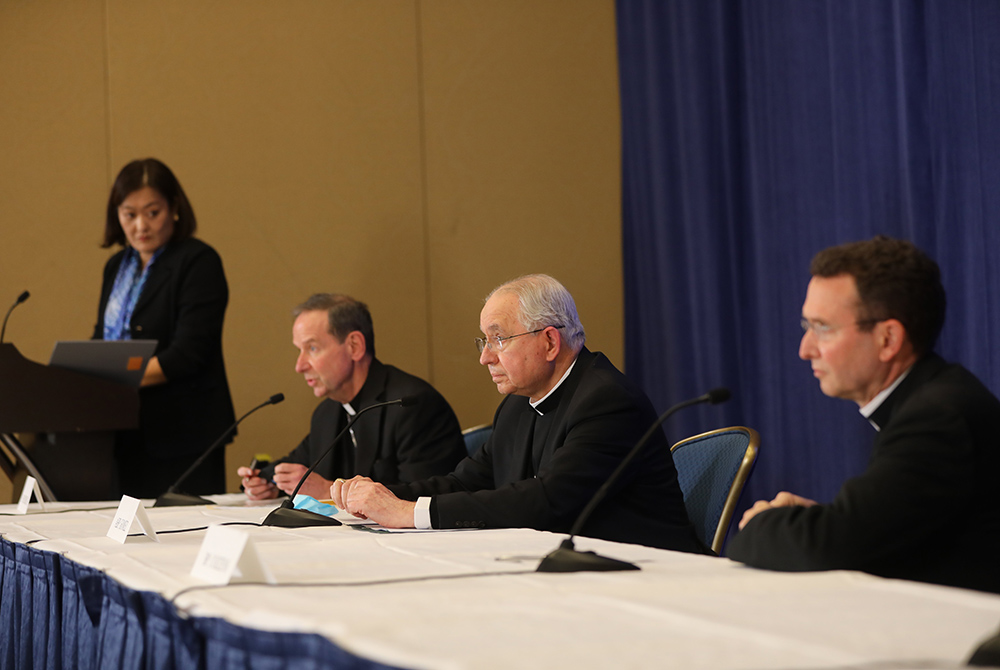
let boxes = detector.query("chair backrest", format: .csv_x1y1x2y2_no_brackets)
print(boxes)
670,426,760,554
461,424,492,457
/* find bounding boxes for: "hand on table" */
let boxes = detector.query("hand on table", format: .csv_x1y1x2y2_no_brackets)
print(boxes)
738,491,818,529
237,466,279,500
271,463,332,500
330,476,415,528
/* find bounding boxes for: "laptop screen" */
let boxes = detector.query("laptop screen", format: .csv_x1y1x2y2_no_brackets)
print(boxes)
49,340,158,387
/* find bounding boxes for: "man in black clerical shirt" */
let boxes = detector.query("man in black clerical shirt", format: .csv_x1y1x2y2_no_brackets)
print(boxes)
238,294,465,500
330,275,705,553
728,237,1000,593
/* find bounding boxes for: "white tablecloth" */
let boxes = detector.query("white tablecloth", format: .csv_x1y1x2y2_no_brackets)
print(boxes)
3,495,998,669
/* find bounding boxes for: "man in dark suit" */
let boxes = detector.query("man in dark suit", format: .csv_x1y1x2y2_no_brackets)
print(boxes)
727,237,1000,593
238,294,465,500
331,275,706,553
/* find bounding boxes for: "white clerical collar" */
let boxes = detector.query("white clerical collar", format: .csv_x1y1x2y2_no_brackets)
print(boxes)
859,366,913,430
342,402,356,417
529,357,578,415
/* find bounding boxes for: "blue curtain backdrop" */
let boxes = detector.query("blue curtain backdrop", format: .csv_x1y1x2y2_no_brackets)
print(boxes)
616,0,1000,537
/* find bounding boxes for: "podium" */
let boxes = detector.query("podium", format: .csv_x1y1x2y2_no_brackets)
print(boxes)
0,343,139,501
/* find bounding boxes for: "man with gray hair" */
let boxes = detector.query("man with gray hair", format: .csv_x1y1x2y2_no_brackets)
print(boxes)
332,275,706,553
238,293,466,501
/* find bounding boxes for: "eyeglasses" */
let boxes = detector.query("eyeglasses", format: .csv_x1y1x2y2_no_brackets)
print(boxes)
800,318,884,341
475,326,564,354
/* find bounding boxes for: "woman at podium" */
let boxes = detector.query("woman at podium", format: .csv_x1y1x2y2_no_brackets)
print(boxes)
93,158,236,499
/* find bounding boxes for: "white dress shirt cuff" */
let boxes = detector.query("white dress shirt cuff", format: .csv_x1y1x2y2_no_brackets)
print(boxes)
414,496,432,529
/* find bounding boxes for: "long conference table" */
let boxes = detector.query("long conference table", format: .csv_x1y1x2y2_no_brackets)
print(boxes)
2,494,999,670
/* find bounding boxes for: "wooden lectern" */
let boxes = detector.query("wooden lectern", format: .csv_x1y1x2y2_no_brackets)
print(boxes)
0,343,139,501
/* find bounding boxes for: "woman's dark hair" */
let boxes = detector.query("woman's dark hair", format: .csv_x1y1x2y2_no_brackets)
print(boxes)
102,158,197,248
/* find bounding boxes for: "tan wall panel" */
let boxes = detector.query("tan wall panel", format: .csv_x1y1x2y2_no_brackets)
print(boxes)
0,0,109,351
0,1,110,501
419,0,623,427
0,0,621,500
101,1,429,489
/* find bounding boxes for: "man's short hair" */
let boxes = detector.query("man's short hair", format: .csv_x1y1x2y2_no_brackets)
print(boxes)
488,274,586,351
293,294,376,358
810,236,946,356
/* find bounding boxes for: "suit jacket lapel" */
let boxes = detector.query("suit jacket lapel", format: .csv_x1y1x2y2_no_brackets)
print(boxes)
869,353,946,431
531,348,593,472
131,244,174,317
351,359,389,476
513,407,537,480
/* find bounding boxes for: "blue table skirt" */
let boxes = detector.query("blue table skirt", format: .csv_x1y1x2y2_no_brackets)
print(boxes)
0,537,403,670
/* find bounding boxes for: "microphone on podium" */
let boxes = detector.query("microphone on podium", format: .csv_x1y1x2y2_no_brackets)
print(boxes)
261,395,419,528
1,290,30,344
536,387,731,573
154,393,286,507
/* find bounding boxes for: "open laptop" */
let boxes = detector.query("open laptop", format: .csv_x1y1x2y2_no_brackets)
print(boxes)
49,340,157,387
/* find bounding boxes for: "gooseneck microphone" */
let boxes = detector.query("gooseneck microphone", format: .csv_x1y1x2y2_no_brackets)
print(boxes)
536,387,731,573
0,290,30,344
261,395,419,528
968,622,1000,666
154,393,286,507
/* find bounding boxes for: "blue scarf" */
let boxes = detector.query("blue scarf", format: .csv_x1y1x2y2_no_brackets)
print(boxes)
103,247,164,341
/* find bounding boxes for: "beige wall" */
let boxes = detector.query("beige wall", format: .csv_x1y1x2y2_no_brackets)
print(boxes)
0,0,622,500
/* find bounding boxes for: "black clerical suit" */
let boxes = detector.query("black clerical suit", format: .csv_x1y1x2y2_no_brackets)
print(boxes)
262,358,466,485
727,353,1000,593
389,347,708,554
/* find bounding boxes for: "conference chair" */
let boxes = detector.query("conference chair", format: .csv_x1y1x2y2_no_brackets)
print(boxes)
461,424,492,457
670,426,760,554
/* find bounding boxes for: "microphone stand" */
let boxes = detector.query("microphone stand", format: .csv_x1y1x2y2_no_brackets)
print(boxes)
968,622,1000,666
536,388,731,573
261,396,416,528
0,290,30,344
154,393,285,507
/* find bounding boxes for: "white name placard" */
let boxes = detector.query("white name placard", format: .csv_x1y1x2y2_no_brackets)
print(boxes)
16,476,45,514
191,525,275,585
106,496,159,544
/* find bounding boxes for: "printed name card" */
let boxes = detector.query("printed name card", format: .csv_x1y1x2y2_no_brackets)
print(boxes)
106,496,159,544
16,476,45,514
191,525,275,585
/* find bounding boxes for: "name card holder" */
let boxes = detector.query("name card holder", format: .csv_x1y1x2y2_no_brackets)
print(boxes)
191,525,275,585
16,476,46,514
107,495,159,543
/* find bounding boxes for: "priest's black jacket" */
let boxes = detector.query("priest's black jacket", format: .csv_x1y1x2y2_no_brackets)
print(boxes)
728,353,1000,593
262,358,466,485
390,347,708,554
